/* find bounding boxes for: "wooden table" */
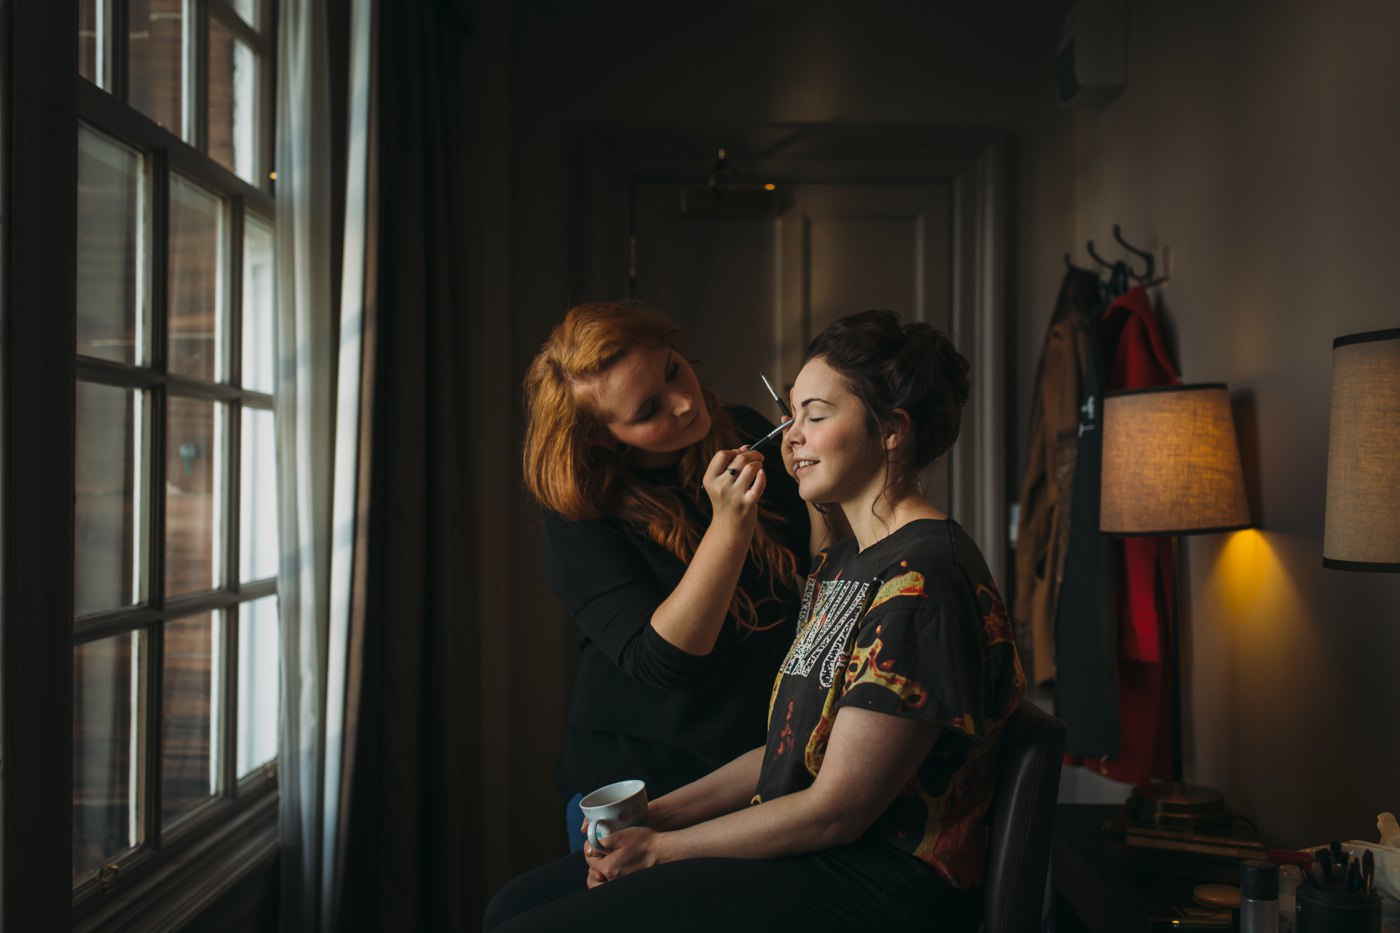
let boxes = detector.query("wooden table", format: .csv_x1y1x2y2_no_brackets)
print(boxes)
1054,803,1218,932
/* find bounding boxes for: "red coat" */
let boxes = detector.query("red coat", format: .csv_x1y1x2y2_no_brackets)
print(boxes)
1104,286,1180,665
1066,285,1180,785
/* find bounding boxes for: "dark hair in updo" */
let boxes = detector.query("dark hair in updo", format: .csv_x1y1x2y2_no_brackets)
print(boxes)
803,309,970,470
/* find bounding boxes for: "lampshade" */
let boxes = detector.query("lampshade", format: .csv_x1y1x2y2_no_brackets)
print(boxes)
1323,328,1400,571
1100,383,1251,536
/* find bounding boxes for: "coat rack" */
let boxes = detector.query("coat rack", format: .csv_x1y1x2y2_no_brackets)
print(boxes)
1065,224,1171,290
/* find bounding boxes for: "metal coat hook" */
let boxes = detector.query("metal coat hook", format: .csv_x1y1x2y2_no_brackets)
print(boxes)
1085,239,1115,271
1112,224,1156,281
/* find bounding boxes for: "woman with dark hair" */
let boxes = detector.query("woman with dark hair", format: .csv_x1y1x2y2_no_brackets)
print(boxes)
487,309,1025,932
521,301,821,852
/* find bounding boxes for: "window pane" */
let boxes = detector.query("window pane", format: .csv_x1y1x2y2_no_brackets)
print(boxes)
165,397,224,596
128,0,189,139
232,0,259,29
169,175,225,381
77,126,146,365
76,383,147,616
74,632,142,882
237,598,279,776
242,215,275,393
240,408,277,582
79,0,111,88
162,613,219,824
209,20,259,184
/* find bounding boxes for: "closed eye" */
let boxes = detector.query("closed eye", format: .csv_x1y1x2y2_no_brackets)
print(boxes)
629,353,678,423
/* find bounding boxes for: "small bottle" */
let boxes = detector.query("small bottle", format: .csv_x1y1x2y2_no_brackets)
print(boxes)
1276,864,1301,933
1240,859,1280,933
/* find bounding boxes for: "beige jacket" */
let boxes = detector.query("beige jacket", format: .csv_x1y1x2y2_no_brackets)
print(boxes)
1014,271,1100,686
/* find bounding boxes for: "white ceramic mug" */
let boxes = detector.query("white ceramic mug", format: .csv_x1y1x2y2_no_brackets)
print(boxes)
580,779,648,852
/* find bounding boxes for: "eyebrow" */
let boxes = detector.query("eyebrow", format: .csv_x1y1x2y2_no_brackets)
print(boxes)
626,351,673,423
796,397,831,409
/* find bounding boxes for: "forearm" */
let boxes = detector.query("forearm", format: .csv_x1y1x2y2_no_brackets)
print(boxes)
650,747,765,830
591,712,942,887
649,517,751,655
660,711,939,863
659,785,858,863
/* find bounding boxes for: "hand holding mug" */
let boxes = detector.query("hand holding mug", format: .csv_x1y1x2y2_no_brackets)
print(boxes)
587,825,662,885
579,779,648,854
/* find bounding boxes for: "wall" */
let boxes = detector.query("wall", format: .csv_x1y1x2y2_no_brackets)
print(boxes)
1016,0,1400,845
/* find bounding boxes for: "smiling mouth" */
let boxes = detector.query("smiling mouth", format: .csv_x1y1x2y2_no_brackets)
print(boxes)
792,459,818,474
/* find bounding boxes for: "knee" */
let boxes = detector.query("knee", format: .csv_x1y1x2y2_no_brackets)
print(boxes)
481,853,586,932
481,874,532,932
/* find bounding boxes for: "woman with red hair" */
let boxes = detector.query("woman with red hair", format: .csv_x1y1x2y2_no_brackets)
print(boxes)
522,301,821,852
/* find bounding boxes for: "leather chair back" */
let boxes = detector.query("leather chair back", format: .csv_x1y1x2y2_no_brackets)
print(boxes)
981,701,1066,933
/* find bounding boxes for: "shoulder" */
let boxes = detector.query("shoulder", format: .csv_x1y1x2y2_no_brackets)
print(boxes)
873,519,954,573
542,508,634,548
862,521,988,613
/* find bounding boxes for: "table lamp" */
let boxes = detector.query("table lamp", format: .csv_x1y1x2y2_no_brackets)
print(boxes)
1323,328,1400,572
1100,383,1251,829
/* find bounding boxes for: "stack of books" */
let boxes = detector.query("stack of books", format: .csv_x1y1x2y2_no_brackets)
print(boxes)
1105,817,1268,883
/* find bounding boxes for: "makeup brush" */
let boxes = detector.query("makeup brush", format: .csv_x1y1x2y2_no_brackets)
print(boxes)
744,418,790,453
760,372,792,419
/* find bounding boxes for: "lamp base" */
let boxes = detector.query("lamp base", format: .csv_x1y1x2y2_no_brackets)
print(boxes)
1126,780,1232,830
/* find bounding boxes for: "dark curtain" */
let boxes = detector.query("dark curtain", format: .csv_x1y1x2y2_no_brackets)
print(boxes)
333,0,483,928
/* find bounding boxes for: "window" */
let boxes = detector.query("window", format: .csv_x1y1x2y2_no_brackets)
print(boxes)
72,0,279,919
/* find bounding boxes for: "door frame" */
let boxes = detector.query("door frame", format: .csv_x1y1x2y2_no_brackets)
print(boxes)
578,125,1013,583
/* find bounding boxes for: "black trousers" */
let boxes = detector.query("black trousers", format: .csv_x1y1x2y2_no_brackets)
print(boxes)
483,842,981,932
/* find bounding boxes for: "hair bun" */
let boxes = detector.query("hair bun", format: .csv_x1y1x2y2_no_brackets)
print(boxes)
901,322,970,406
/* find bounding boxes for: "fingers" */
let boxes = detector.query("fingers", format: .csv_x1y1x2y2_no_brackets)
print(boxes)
743,464,768,502
705,449,767,501
709,448,763,480
705,449,735,481
732,449,764,470
583,841,609,889
726,451,764,484
727,459,762,487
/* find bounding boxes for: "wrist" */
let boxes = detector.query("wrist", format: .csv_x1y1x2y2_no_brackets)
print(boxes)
648,797,681,832
706,510,754,538
652,828,681,865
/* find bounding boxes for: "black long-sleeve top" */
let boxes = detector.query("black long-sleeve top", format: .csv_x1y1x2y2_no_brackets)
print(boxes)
545,406,810,801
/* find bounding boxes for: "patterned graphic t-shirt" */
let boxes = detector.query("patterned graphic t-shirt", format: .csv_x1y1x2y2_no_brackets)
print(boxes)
752,519,1026,888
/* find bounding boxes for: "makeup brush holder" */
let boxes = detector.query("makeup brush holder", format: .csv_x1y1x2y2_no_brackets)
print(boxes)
1297,884,1382,933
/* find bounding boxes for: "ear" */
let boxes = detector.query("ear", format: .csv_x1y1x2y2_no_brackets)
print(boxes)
883,409,911,452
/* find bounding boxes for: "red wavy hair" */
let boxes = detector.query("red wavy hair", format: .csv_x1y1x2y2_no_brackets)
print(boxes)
523,301,801,632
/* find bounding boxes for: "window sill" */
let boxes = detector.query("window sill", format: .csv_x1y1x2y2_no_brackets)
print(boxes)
73,792,279,933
